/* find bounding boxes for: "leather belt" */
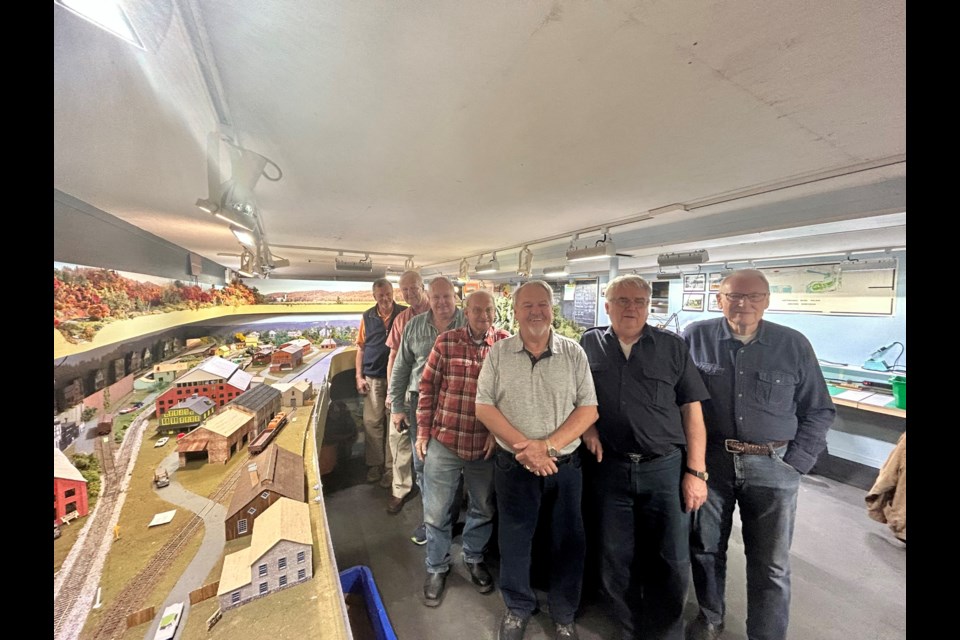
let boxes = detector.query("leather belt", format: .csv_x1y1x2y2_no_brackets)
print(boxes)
724,439,789,455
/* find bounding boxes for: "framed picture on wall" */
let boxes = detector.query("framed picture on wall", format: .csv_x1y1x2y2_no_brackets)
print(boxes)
708,272,723,292
683,274,706,292
707,293,721,312
682,293,705,312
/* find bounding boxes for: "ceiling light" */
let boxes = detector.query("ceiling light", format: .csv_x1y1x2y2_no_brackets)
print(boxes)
475,253,500,274
518,246,533,277
543,266,569,278
838,257,897,272
656,271,682,280
230,225,257,249
335,253,374,272
566,230,617,262
657,250,709,267
404,257,416,270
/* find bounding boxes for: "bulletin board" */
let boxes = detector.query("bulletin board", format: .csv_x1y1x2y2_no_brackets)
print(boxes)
761,261,897,315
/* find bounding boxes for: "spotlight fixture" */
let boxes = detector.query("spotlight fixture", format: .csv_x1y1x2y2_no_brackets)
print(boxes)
566,230,617,262
404,257,416,271
657,250,709,267
476,253,500,274
459,258,470,281
518,246,533,277
335,253,374,272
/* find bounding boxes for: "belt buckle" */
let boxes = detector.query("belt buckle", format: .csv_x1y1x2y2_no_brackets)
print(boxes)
627,453,644,463
724,439,741,453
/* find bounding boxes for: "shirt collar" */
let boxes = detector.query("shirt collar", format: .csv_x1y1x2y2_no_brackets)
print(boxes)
718,318,769,344
513,328,556,354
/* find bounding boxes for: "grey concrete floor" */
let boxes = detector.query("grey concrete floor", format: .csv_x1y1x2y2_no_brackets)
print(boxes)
323,451,906,640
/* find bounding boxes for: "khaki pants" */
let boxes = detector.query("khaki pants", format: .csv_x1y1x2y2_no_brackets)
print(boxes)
362,377,393,470
389,422,414,499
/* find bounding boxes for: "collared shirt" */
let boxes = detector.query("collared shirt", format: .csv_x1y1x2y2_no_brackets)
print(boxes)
386,298,431,351
475,331,598,456
683,317,836,474
389,308,466,410
416,325,512,460
580,324,709,456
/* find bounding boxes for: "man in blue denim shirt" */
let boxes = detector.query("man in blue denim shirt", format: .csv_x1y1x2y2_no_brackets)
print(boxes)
683,269,835,640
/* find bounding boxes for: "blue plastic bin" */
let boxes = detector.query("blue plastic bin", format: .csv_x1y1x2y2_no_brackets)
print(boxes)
339,565,397,640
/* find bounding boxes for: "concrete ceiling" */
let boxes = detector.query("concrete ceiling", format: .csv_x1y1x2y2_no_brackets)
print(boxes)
53,0,906,282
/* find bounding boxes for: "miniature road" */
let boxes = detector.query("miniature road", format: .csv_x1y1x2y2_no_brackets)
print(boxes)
141,452,227,640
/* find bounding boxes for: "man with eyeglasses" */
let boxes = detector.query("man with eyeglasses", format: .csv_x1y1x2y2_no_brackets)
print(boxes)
683,269,835,640
579,274,710,640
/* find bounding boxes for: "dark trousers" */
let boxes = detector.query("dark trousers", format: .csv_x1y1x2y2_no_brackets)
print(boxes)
596,448,689,640
495,448,585,625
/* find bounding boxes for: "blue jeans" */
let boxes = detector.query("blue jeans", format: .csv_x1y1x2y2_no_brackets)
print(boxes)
494,447,585,625
690,444,801,640
596,448,688,640
407,392,424,496
423,438,495,574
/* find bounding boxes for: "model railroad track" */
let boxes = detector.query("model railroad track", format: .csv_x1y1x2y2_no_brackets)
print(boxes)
87,453,250,640
53,437,126,639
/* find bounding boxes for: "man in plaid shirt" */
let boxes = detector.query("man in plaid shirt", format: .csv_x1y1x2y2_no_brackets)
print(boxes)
415,289,510,607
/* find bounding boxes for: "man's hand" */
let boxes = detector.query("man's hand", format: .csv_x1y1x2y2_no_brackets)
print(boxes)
514,439,558,476
482,433,497,460
582,425,603,462
682,473,708,512
356,377,369,394
415,436,429,460
391,412,408,432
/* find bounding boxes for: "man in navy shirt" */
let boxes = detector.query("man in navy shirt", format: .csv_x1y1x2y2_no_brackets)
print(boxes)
580,274,709,640
683,269,835,640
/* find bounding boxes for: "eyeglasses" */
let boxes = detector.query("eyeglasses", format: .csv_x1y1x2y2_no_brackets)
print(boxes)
721,292,768,303
611,297,649,308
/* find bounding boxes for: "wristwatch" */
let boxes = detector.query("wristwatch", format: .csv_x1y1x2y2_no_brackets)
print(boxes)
545,438,559,458
685,467,709,482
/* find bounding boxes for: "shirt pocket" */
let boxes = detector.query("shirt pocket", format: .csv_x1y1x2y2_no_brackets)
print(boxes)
631,364,677,408
755,370,798,411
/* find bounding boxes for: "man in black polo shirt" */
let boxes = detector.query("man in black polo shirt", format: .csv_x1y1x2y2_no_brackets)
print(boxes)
580,274,710,640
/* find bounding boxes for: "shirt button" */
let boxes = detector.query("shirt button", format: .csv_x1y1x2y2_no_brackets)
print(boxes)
739,371,744,375
738,416,744,421
738,393,742,397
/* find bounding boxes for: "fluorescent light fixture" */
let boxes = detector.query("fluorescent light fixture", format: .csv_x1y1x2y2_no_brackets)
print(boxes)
335,254,374,272
656,271,682,280
230,225,257,249
657,250,709,267
476,253,500,274
543,266,569,278
566,229,616,262
56,0,145,49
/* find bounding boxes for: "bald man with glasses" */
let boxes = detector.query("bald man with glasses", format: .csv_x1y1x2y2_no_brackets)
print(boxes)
682,269,835,640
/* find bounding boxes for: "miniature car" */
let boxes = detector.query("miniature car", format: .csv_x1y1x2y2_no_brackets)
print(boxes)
154,602,183,640
155,437,169,447
118,407,135,415
132,401,145,408
176,432,187,440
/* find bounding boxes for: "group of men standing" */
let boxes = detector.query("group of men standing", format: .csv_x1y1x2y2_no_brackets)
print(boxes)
355,268,835,640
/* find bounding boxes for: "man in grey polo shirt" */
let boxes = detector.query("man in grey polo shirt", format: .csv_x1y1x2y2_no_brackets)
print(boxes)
476,280,599,640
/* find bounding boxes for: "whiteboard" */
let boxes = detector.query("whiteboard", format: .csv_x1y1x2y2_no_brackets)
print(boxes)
761,262,897,315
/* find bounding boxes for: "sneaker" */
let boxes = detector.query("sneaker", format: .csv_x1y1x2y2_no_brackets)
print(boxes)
410,523,427,546
498,610,529,640
378,470,393,489
365,465,381,483
555,622,579,640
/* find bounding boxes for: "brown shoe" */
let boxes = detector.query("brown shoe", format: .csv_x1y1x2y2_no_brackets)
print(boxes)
386,496,405,515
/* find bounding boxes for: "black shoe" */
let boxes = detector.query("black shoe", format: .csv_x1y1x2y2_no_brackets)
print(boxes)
498,610,529,640
555,622,579,640
686,615,724,640
410,523,427,546
423,570,448,607
465,560,494,594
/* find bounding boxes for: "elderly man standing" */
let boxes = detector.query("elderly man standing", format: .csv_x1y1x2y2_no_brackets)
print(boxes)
579,275,710,640
683,269,835,640
415,289,510,607
355,278,407,486
475,280,598,640
389,277,465,516
383,270,432,524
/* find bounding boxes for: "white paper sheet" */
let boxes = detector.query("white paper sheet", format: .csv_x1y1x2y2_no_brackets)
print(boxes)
860,393,895,407
835,390,873,401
